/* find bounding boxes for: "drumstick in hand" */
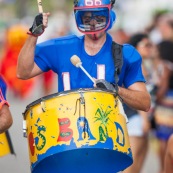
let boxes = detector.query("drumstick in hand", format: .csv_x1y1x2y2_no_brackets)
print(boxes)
37,0,43,13
70,55,95,84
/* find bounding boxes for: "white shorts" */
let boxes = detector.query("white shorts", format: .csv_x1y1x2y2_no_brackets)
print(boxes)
127,114,144,137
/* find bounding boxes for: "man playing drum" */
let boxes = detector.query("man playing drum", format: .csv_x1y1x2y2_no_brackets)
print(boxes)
17,0,151,172
17,0,150,112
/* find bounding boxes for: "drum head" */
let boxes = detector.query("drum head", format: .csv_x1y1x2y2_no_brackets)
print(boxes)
33,148,132,173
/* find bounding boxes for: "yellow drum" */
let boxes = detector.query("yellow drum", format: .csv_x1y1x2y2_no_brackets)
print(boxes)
23,88,132,173
0,131,14,157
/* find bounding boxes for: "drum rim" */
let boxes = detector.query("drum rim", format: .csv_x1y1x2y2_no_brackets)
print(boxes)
23,88,116,114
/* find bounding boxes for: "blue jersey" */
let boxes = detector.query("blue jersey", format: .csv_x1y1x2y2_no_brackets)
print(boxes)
35,33,145,92
0,75,9,109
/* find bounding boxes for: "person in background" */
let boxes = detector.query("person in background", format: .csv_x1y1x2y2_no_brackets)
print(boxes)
164,134,173,173
156,13,173,42
110,28,130,44
145,10,169,44
124,33,159,173
0,75,13,133
154,40,173,173
0,24,35,99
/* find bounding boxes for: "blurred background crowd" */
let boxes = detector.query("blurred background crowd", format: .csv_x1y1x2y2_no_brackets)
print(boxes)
0,0,173,173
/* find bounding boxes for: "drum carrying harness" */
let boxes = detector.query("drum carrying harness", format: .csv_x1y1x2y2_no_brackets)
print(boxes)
112,42,128,123
111,41,123,85
96,41,123,93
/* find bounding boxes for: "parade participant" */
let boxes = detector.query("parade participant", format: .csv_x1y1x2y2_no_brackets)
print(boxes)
0,75,13,133
124,33,159,173
17,0,150,115
154,40,173,173
0,24,35,99
164,134,173,173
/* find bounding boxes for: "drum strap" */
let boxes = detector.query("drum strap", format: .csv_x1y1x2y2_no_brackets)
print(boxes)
111,41,123,85
111,42,128,123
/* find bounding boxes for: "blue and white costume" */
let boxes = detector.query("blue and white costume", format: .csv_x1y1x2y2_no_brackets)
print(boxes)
34,33,145,92
0,75,9,109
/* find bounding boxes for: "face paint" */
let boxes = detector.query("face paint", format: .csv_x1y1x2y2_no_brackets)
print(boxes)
75,8,110,34
87,31,105,40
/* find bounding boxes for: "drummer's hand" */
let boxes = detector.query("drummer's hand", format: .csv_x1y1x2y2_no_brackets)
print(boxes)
94,79,118,93
28,12,50,37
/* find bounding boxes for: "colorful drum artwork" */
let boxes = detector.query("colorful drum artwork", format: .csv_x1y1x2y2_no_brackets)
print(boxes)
23,88,133,173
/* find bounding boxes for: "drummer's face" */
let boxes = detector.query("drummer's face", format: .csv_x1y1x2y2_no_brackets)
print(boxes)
82,12,106,31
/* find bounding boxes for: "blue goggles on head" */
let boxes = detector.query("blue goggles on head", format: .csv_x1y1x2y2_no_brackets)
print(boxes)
75,8,110,34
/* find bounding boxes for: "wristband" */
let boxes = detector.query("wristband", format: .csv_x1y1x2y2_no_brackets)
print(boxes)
27,31,42,37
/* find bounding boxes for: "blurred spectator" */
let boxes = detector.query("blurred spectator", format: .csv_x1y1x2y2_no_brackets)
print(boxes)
154,40,173,173
0,24,36,98
164,134,173,173
145,10,169,44
110,28,130,44
156,13,173,42
147,12,173,44
123,33,160,173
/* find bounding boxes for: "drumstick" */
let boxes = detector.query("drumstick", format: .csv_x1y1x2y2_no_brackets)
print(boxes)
37,0,43,13
70,55,95,84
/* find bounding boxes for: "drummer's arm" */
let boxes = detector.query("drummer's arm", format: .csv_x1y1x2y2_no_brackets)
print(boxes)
118,82,151,112
17,36,43,80
0,104,13,134
17,13,50,80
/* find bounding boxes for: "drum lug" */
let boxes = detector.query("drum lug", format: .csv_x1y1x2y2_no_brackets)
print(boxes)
79,92,85,104
41,101,46,112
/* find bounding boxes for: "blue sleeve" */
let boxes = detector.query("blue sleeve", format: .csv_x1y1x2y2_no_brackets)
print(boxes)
122,44,145,88
0,76,7,101
34,35,83,75
0,75,9,108
34,39,57,72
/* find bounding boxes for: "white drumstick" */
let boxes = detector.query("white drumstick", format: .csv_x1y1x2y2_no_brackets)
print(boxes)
70,55,95,83
37,0,43,13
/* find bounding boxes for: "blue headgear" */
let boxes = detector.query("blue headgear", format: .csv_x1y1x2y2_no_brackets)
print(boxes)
106,10,116,31
74,0,116,34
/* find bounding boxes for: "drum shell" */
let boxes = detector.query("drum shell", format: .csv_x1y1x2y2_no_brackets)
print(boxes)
0,133,11,157
23,89,133,173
